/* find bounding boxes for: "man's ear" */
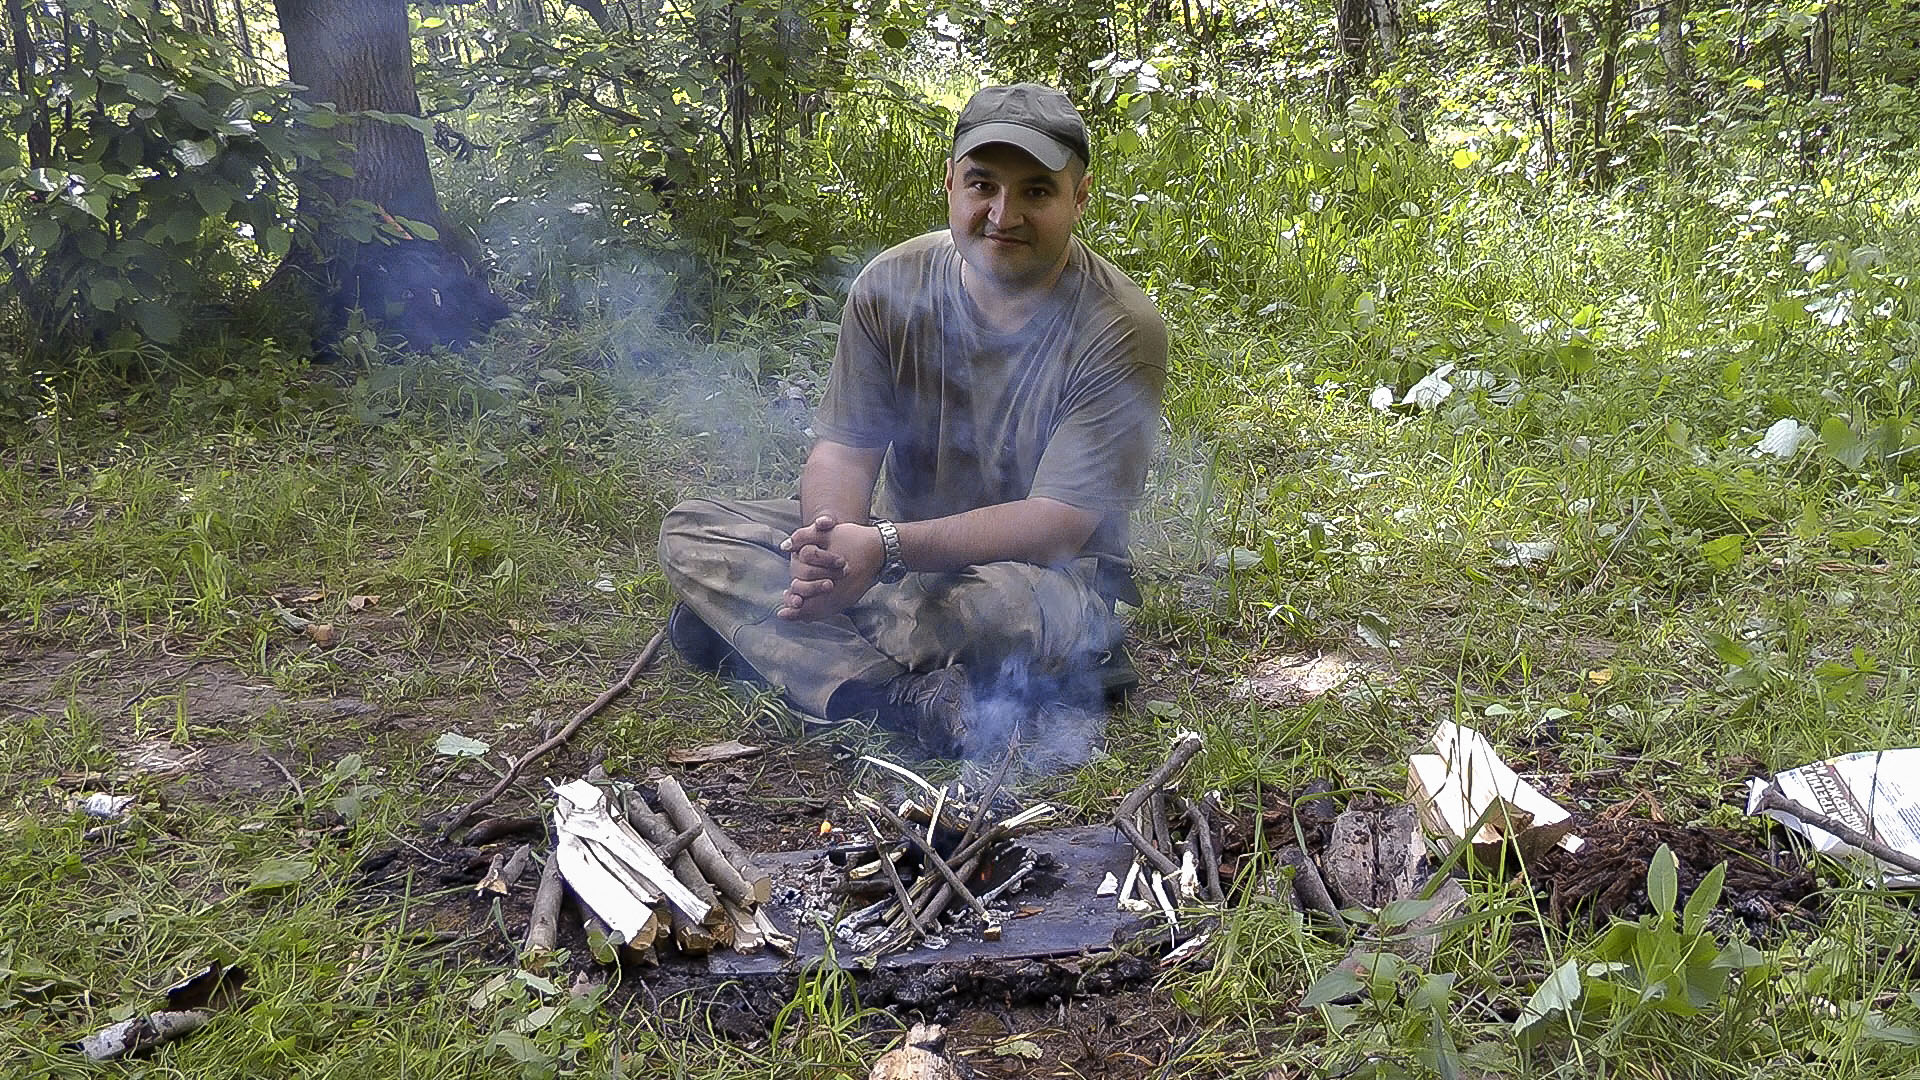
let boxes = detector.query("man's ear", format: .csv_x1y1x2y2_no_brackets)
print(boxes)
1072,168,1092,216
943,157,956,194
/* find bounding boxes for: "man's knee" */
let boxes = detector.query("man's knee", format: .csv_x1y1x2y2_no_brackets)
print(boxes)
657,498,727,581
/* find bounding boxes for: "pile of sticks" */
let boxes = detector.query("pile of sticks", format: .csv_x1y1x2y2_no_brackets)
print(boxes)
833,755,1057,953
518,775,792,967
1108,731,1226,923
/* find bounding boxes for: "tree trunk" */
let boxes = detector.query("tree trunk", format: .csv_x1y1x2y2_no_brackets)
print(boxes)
1332,0,1372,110
1590,0,1623,182
271,0,506,350
1367,0,1424,141
1559,7,1590,173
1656,0,1692,168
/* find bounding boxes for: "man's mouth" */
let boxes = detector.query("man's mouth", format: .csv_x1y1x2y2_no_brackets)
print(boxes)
984,233,1027,246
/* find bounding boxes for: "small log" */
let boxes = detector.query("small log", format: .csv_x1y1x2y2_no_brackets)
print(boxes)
659,823,704,861
522,854,564,957
1187,796,1226,902
463,815,543,846
653,777,766,908
1323,811,1377,910
1149,791,1174,860
1113,731,1204,877
752,907,797,955
624,792,727,933
1277,845,1346,929
868,1023,960,1080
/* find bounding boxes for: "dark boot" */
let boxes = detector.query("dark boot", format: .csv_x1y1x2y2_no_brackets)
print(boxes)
666,602,735,674
882,665,976,759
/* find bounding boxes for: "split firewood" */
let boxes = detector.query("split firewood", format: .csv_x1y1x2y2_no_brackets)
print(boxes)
752,907,796,954
722,899,765,954
1323,811,1377,910
1113,731,1204,877
868,1023,960,1080
624,792,728,939
1338,875,1470,972
655,777,771,906
476,843,534,896
522,854,564,957
583,912,657,968
552,780,710,927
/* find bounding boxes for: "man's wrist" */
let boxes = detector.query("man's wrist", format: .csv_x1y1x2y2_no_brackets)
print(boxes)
872,519,908,583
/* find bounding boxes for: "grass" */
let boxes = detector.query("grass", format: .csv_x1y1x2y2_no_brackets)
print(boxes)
4,81,1920,1078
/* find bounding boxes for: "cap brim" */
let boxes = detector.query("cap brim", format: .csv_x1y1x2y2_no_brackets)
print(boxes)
952,122,1074,171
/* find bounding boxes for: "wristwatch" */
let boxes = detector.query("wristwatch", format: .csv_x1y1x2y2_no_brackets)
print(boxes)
873,519,908,583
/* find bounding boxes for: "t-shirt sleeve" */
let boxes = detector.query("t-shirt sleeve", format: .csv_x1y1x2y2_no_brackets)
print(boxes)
814,267,898,449
1028,308,1168,513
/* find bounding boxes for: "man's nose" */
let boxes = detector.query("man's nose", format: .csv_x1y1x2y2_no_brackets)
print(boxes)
987,192,1021,228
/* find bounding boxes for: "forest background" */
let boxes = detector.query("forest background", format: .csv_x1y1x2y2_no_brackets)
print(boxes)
3,0,1920,1076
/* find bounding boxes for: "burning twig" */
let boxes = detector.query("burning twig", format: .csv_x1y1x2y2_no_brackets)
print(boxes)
443,628,667,840
855,793,991,925
1113,731,1204,877
860,816,929,937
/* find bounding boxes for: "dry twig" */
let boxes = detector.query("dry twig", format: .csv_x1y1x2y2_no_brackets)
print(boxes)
442,628,666,840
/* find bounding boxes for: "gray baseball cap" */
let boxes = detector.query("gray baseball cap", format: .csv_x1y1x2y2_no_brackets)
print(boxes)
951,83,1090,172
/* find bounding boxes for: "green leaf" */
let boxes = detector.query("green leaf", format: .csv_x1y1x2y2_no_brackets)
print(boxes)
487,1031,552,1066
390,215,439,241
1514,959,1581,1043
1648,843,1679,919
87,279,126,312
1819,416,1869,469
23,218,60,251
131,301,183,343
991,1038,1043,1059
1683,861,1726,935
1300,966,1364,1007
434,732,490,757
1699,534,1743,571
173,138,219,168
1705,632,1753,667
194,183,234,217
249,857,316,890
119,71,169,104
882,26,909,48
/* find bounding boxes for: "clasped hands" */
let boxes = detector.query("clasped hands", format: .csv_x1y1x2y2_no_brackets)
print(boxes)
776,513,886,621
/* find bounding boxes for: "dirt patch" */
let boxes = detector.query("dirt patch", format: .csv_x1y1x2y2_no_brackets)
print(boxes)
1531,818,1819,930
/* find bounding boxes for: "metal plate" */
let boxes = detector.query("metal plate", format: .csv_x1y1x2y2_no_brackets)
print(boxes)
710,825,1144,974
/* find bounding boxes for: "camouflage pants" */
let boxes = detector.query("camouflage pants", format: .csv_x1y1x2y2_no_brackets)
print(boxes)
656,498,1121,717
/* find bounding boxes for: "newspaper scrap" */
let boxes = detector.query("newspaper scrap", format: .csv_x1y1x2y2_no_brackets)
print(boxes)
1408,720,1584,866
1746,749,1920,888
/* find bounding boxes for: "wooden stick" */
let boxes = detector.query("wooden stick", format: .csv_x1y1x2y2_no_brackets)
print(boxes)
522,854,564,956
1113,731,1203,877
1755,786,1920,875
1184,797,1225,902
659,823,704,861
624,792,726,948
861,815,929,937
654,776,766,907
1278,845,1347,928
498,843,533,893
443,629,666,839
689,801,773,901
857,794,990,923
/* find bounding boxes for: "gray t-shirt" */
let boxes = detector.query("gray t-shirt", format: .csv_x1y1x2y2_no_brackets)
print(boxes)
815,230,1167,568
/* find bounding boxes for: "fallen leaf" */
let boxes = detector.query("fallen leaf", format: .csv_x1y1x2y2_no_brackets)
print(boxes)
817,819,833,836
292,590,325,604
1586,668,1614,685
435,732,491,758
1015,905,1043,917
305,623,336,646
249,857,316,890
992,1037,1044,1060
346,594,381,611
666,739,764,765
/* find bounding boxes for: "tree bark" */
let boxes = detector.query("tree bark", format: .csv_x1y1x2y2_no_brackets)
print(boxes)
1332,0,1372,109
1367,0,1424,141
270,0,506,350
1590,0,1624,182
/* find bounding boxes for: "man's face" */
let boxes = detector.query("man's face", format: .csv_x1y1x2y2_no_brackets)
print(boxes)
944,143,1091,293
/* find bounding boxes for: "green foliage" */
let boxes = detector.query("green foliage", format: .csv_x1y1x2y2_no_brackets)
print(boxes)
0,0,338,352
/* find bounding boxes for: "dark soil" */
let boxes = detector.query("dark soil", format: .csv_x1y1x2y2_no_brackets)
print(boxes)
1530,817,1820,930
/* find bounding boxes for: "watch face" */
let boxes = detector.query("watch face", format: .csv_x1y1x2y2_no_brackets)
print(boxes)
880,562,908,584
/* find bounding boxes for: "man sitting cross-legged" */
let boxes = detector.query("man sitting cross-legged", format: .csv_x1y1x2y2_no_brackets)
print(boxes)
657,83,1167,757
